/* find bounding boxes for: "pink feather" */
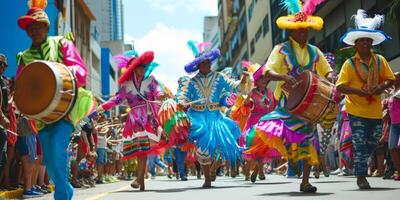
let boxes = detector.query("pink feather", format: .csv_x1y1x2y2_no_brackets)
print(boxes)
241,60,251,69
301,0,325,15
197,42,212,53
113,54,132,69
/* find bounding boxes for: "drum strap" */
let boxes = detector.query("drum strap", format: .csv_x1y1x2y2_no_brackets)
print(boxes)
281,41,318,77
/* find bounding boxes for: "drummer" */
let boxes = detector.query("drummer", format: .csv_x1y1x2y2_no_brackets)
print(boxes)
336,9,395,189
244,0,332,193
16,7,87,200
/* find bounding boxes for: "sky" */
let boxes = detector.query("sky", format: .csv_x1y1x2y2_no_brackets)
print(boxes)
122,0,218,93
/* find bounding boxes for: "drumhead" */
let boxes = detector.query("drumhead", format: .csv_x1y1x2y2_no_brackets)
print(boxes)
286,71,311,110
15,62,56,115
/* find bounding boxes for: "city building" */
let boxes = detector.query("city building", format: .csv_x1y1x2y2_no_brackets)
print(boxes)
309,0,400,73
204,16,221,70
218,0,249,76
218,0,275,76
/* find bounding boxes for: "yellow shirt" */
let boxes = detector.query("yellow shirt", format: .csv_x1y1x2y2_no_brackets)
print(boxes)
336,53,395,119
263,37,332,99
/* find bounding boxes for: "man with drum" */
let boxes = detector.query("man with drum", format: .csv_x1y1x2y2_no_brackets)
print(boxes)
245,0,333,193
336,9,395,189
15,7,87,200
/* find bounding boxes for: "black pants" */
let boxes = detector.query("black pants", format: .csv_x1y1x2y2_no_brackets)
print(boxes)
0,129,7,174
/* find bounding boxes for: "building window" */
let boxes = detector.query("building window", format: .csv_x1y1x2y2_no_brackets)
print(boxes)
239,14,247,41
255,26,262,42
248,0,255,21
263,14,269,36
250,39,255,55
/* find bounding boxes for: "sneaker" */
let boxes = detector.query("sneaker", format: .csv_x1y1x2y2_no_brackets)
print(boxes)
23,189,43,198
181,176,188,181
151,175,156,180
331,168,343,175
31,186,44,195
104,176,112,183
167,174,173,179
96,179,105,184
394,176,400,181
40,185,52,193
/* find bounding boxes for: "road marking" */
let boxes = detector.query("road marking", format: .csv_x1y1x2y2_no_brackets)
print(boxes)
85,185,130,200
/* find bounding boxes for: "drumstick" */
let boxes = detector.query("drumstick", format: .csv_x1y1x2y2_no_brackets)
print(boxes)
181,98,206,106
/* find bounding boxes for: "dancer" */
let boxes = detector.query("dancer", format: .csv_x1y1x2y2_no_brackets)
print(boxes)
16,4,91,199
337,9,395,189
177,40,251,188
245,0,333,193
236,61,277,182
90,50,169,191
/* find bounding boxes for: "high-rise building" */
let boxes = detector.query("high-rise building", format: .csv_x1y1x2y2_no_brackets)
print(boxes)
204,16,221,70
85,0,124,42
218,0,275,76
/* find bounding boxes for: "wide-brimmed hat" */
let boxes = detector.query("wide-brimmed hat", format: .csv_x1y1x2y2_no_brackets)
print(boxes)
241,61,265,81
340,9,391,46
118,51,158,84
18,7,50,30
184,41,220,73
276,0,326,31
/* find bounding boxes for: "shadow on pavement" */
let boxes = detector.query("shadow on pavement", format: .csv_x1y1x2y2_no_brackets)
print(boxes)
344,187,400,192
112,185,253,193
312,180,351,184
258,192,335,197
245,181,293,185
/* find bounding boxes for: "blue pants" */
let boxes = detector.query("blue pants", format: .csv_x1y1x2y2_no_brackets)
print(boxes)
174,148,187,178
39,119,74,200
148,155,167,176
348,115,382,176
287,160,302,177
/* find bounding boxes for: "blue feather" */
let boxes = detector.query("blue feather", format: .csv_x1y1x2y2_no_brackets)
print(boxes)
187,40,200,57
124,50,139,58
144,62,159,80
281,0,301,14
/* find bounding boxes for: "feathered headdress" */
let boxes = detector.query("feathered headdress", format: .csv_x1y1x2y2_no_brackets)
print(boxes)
241,61,264,81
341,9,391,46
118,51,159,85
28,0,47,9
184,40,220,73
18,0,50,30
276,0,325,30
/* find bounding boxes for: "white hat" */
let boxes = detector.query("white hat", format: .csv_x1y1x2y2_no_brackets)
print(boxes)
340,9,391,46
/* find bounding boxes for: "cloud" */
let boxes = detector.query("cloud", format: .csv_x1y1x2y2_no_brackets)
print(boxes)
128,24,202,92
147,0,218,15
124,34,135,45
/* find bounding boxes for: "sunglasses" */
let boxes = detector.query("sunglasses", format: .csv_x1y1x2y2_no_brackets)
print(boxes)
0,61,7,68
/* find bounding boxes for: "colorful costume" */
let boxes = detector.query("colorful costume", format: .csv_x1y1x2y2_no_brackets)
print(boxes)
245,0,331,166
337,9,395,177
96,51,168,160
339,106,353,168
16,6,89,200
178,41,248,165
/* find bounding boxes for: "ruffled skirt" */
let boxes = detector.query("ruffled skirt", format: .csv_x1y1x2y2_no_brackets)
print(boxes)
187,108,242,163
245,101,319,165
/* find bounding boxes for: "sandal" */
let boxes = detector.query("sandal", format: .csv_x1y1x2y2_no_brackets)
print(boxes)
300,183,317,193
357,179,371,190
258,174,266,180
250,169,258,183
130,180,140,189
211,172,217,182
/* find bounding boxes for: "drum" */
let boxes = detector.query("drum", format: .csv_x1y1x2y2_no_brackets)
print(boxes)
285,70,337,123
15,61,77,124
